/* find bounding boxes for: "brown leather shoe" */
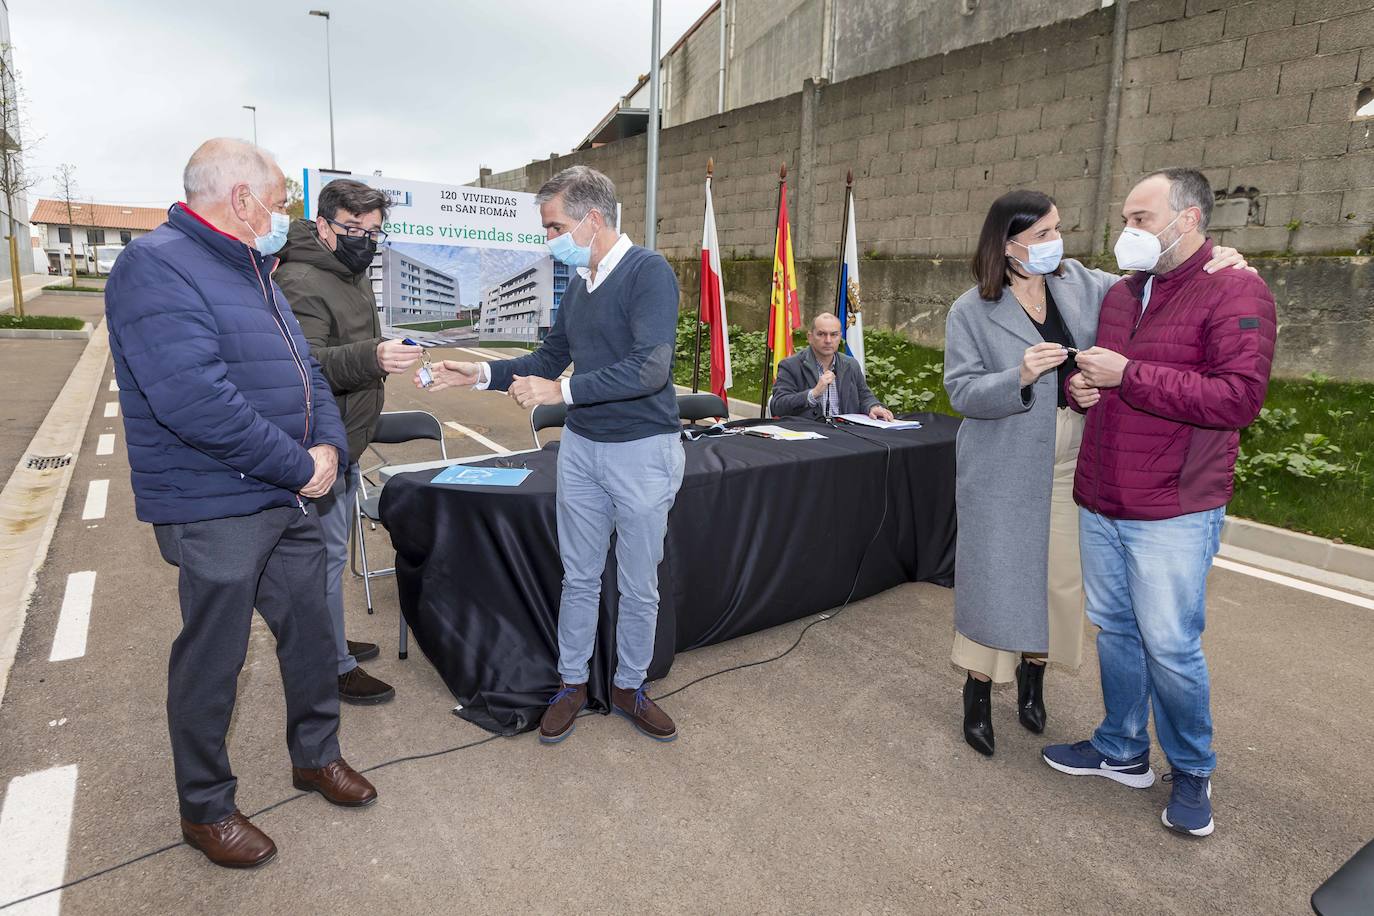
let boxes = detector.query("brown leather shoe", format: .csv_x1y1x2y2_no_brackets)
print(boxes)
347,639,379,662
292,758,378,807
538,682,587,744
611,685,677,742
339,665,395,704
180,810,277,869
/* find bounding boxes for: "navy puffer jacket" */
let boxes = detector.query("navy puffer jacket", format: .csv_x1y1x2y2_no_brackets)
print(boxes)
105,203,348,524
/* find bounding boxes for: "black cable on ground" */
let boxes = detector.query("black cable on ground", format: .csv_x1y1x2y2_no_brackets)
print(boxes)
0,421,898,911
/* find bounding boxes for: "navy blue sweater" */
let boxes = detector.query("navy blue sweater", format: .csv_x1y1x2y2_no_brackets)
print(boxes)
105,204,348,524
486,245,680,442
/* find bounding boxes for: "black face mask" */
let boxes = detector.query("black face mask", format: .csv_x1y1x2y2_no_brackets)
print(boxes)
332,232,377,275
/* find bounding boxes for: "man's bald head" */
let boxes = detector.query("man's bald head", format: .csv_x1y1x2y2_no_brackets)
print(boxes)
808,312,844,360
181,138,287,246
183,138,281,208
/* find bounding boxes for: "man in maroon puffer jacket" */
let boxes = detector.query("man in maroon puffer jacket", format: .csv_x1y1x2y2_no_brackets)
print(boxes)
1041,169,1277,840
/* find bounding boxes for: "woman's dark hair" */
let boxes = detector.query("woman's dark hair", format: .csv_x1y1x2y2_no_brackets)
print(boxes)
970,189,1061,301
317,178,390,223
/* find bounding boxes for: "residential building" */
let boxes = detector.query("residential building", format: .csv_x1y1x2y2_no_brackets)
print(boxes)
0,1,38,285
479,257,570,342
31,200,167,275
375,246,460,325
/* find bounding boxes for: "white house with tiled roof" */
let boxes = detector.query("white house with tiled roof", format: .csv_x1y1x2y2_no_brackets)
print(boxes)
31,199,168,275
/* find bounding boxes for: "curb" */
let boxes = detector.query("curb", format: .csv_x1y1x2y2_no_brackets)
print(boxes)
1222,517,1374,584
0,321,111,710
38,289,105,298
0,323,94,340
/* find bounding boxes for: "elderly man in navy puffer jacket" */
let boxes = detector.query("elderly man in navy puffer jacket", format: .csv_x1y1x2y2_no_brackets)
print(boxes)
105,138,378,870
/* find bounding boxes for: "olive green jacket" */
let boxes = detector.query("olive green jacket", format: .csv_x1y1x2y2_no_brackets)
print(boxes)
275,219,385,464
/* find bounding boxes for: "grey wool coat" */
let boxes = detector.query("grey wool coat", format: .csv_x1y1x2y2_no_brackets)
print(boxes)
943,258,1118,652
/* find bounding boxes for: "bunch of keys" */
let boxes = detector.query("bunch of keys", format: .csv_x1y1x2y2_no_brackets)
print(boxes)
404,338,435,388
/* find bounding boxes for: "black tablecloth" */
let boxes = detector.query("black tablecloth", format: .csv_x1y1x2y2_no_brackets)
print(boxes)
380,414,959,735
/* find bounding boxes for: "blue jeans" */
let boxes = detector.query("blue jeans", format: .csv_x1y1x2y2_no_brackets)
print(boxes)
315,461,359,677
555,428,685,690
1080,505,1225,777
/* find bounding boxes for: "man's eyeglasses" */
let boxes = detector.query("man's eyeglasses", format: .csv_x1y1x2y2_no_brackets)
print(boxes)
326,217,388,244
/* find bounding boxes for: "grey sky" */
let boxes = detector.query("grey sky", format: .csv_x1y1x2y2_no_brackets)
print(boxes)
14,0,710,208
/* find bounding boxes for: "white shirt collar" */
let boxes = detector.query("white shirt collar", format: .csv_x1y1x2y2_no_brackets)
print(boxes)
577,233,633,292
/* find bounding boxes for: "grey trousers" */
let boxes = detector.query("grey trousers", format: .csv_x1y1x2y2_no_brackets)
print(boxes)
154,505,342,824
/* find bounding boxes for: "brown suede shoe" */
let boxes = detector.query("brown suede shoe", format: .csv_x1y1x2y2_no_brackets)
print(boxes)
339,666,395,705
611,685,677,742
180,810,277,869
538,682,587,744
292,758,378,807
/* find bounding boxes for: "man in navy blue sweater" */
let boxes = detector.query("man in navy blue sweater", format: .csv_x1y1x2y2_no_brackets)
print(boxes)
105,139,377,869
422,166,684,743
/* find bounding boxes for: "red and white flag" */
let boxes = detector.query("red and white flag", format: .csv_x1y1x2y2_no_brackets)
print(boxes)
700,175,732,403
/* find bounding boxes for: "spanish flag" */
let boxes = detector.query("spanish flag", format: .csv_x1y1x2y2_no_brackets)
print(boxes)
768,164,800,378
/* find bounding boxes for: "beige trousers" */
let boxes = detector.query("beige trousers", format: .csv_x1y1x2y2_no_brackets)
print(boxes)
951,407,1086,683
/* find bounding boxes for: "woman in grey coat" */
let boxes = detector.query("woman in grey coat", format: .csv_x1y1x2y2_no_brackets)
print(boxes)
943,190,1245,757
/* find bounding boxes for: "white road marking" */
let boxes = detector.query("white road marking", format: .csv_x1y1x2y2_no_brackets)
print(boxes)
49,572,97,662
95,434,114,456
80,480,108,521
102,402,118,418
0,763,79,915
1213,557,1374,611
442,421,510,455
107,379,118,392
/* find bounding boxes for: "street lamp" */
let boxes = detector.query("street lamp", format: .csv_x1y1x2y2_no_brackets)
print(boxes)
242,104,257,146
308,9,336,169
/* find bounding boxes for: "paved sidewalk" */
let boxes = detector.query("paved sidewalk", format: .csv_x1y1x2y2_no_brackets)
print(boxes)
0,344,1369,914
0,294,108,485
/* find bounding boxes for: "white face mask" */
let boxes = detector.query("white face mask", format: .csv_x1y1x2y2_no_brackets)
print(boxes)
1010,237,1064,275
1114,212,1184,272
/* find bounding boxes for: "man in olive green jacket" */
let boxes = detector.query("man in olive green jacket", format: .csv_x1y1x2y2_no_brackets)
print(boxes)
276,178,421,704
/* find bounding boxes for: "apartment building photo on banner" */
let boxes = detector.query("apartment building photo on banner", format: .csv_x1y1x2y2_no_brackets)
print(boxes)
303,169,558,341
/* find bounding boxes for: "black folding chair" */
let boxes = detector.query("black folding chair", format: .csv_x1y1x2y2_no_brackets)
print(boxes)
1313,838,1374,915
350,410,447,659
530,402,568,448
678,392,728,425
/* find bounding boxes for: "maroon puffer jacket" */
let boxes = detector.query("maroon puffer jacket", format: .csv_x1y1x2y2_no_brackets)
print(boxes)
1074,240,1277,521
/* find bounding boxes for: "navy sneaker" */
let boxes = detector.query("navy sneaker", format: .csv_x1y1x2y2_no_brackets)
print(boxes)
1161,772,1214,837
1042,739,1157,789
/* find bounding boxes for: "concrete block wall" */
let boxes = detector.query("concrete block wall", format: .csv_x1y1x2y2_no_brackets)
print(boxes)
483,0,1371,260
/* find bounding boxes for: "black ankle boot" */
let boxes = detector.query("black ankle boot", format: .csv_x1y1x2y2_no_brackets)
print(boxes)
962,674,995,756
1016,659,1047,734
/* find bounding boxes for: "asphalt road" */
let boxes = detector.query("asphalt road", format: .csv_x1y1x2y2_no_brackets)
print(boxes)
0,342,1370,915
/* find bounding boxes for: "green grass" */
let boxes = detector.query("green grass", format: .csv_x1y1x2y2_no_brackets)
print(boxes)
47,282,105,293
675,314,1373,547
0,313,86,330
395,318,474,331
1231,375,1374,548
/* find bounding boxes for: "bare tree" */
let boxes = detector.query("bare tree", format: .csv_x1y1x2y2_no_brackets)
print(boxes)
53,163,79,289
0,45,40,317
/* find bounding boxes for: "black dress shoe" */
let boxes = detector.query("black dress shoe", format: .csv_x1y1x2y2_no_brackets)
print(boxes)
1016,659,1047,734
347,639,379,662
963,674,995,756
339,666,395,705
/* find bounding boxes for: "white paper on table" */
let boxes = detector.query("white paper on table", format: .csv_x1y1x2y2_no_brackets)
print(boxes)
836,414,924,430
744,425,828,441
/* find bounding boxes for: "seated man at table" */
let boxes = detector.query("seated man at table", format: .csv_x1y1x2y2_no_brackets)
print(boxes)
768,313,895,422
419,165,685,745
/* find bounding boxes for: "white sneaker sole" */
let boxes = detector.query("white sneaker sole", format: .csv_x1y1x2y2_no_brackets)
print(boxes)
1042,754,1157,789
1162,781,1214,836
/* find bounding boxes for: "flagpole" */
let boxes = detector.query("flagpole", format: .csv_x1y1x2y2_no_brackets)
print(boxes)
834,169,852,318
760,161,786,418
693,158,713,393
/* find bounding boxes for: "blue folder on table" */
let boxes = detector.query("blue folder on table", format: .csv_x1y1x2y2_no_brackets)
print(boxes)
431,466,532,487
